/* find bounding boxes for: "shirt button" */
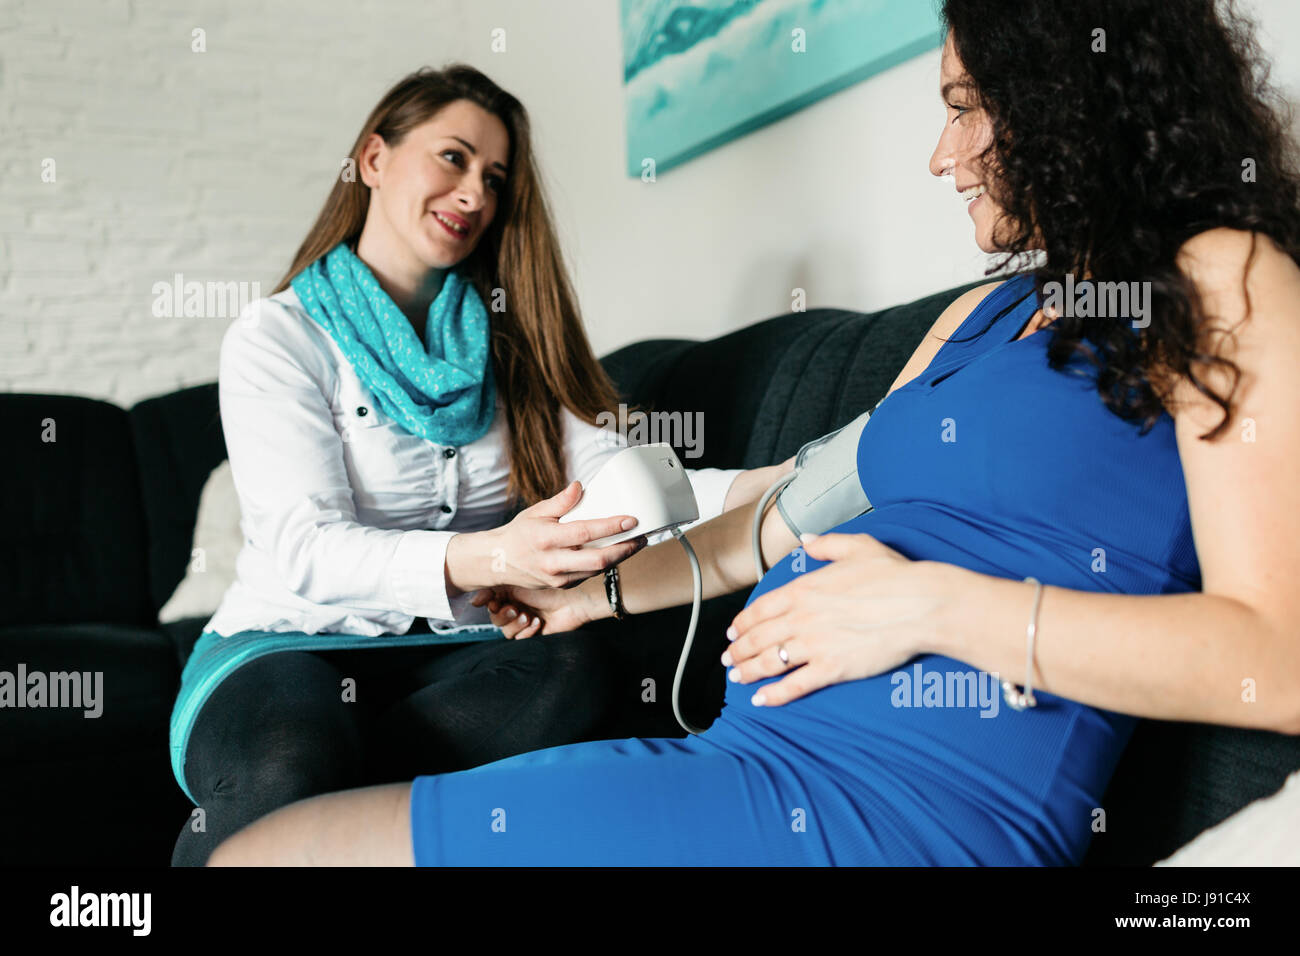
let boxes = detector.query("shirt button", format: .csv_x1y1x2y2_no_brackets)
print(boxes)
440,504,452,513
356,406,368,417
443,448,456,459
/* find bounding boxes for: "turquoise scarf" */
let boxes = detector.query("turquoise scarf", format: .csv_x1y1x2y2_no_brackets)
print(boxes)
290,241,496,446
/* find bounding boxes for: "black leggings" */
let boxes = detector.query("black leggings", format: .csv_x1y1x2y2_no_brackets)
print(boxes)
170,629,615,866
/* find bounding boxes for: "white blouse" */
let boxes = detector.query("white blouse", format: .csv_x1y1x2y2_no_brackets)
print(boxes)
203,289,743,638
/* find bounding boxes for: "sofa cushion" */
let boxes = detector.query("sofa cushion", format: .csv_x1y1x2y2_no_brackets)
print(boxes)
0,622,179,762
1156,767,1300,865
128,383,227,617
157,460,242,625
0,621,185,865
0,394,153,628
1083,719,1300,865
598,280,990,469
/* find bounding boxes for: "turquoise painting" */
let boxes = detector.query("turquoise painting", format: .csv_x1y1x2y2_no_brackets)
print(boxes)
622,0,944,176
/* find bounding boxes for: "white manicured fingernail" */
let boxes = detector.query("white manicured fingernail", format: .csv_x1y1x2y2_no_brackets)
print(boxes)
720,650,732,666
728,668,740,682
752,693,766,706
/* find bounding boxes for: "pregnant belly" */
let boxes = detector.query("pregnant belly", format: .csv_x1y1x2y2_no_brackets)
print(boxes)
706,510,1137,857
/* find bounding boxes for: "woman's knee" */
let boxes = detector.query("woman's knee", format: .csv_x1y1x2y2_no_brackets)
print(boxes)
183,651,368,805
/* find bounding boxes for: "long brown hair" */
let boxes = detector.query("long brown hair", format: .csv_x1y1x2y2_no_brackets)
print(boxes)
273,64,626,509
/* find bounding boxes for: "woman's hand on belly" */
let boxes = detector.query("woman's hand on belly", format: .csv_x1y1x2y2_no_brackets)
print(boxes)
721,532,958,707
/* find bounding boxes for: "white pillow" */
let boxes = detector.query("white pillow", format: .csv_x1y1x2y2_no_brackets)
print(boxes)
1156,768,1300,866
157,459,243,624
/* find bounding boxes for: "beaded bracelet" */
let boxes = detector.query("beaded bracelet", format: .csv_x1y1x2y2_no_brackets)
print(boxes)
604,565,627,621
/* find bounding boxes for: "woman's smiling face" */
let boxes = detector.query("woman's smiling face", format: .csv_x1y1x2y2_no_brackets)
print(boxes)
360,98,510,271
929,34,1009,253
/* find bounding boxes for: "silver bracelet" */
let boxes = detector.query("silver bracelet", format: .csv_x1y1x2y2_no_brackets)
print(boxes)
1001,576,1043,711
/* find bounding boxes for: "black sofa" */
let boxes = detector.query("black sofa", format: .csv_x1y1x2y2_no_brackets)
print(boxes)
4,278,1298,867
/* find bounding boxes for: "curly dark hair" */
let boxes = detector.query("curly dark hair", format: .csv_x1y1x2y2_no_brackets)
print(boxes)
940,0,1300,439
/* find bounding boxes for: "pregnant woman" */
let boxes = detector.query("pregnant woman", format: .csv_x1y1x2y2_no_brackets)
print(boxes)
207,0,1300,866
168,64,790,865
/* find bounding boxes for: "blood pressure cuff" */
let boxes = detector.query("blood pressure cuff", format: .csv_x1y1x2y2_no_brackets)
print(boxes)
774,408,874,538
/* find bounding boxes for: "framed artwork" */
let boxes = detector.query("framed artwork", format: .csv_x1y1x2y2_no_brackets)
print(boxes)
622,0,944,176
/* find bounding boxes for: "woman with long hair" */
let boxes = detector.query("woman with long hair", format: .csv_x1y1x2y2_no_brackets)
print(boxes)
168,65,790,866
207,0,1300,866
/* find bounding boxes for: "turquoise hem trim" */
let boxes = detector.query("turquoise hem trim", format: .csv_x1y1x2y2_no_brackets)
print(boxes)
169,625,504,806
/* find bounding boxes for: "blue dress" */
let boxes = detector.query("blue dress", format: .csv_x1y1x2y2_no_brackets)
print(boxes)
407,274,1201,865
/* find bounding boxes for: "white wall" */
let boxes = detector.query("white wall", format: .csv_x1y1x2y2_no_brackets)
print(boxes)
2,0,1298,406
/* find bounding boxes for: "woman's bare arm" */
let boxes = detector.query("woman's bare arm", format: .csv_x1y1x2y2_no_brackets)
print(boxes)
572,280,1011,621
722,459,795,511
930,230,1300,733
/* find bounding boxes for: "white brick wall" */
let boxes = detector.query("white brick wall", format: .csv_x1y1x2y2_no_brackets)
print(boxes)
0,0,482,407
3,0,1297,409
